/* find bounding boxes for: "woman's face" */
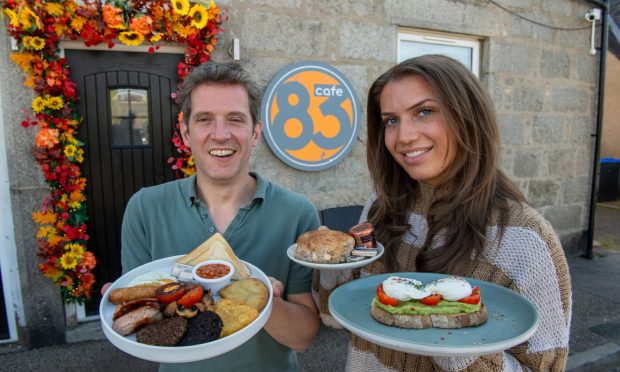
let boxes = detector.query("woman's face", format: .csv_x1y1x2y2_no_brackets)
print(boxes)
380,75,457,186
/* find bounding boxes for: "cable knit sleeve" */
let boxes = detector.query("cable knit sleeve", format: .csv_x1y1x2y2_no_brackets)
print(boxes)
430,207,571,371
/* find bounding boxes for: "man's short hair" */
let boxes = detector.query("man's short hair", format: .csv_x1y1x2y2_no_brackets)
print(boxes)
177,61,261,128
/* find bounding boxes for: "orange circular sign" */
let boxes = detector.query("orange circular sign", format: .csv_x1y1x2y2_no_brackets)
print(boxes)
262,62,361,171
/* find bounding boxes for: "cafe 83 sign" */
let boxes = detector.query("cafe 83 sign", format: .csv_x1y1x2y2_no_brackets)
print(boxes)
261,62,361,171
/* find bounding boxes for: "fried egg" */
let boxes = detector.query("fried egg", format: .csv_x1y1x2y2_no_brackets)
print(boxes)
425,276,472,301
382,276,432,301
127,271,177,287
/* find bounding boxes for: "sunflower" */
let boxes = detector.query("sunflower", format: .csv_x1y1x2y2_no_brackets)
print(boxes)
32,96,46,113
45,2,65,17
188,4,208,29
65,243,85,258
59,253,78,270
24,36,45,51
47,96,64,110
3,8,20,27
64,144,77,158
119,31,144,46
19,7,42,30
172,0,190,15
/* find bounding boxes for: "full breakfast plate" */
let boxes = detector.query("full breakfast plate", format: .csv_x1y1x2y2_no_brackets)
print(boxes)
287,242,384,270
99,255,273,363
328,272,539,357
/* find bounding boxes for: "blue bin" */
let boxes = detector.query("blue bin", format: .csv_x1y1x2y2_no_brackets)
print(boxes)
598,158,620,202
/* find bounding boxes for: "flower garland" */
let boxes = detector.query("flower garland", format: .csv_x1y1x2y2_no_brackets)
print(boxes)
2,0,219,303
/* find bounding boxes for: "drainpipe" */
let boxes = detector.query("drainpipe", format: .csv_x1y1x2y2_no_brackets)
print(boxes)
583,0,609,259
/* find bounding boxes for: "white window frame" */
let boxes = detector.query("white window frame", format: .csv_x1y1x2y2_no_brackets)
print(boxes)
398,29,481,77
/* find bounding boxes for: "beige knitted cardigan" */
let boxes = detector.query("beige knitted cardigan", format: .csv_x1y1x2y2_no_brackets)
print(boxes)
314,185,571,371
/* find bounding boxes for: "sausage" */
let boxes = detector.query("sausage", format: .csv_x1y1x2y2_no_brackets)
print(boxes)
109,284,161,304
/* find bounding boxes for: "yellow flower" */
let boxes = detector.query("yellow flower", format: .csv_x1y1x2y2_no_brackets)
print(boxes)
19,7,42,30
207,0,220,20
10,52,36,73
59,253,78,270
172,22,192,38
24,36,45,51
3,8,20,27
73,148,84,163
188,156,195,166
36,226,54,239
32,96,46,113
119,31,144,46
64,144,77,158
33,211,57,224
45,2,65,17
188,4,208,30
150,33,162,42
172,0,190,15
71,16,87,33
65,243,85,257
47,96,64,110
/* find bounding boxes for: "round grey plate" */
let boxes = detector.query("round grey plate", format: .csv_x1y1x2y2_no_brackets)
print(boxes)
328,272,539,357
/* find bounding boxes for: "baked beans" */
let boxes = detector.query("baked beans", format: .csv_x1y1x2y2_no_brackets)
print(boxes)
196,263,230,279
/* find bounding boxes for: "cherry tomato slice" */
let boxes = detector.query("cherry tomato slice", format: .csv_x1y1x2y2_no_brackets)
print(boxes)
155,283,186,303
177,285,204,307
419,294,442,306
376,284,399,306
458,292,481,305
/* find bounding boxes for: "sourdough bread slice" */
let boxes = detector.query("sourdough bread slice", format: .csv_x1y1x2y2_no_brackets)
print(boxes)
370,301,488,329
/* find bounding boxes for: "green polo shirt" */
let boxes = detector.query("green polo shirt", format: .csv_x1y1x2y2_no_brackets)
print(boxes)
121,172,320,371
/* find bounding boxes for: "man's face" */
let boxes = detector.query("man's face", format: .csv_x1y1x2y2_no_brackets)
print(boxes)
180,83,262,185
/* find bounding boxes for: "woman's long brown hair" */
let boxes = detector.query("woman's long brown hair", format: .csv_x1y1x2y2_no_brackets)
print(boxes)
366,55,525,275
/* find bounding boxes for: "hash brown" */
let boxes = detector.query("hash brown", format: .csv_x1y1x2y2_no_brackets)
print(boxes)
219,278,269,311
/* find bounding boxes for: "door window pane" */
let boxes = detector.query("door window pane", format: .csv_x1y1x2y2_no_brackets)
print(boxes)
398,31,481,76
109,88,150,146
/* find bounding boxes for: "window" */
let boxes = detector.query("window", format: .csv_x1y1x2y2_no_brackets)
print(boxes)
398,30,481,76
109,88,150,147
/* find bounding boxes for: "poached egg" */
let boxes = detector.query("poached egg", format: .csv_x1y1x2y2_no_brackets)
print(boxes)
425,276,472,301
382,276,432,301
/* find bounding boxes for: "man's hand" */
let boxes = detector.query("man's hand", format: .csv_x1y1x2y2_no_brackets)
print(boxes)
268,276,284,297
263,277,320,352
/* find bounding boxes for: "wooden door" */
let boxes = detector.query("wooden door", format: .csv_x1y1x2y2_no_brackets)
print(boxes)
66,50,180,314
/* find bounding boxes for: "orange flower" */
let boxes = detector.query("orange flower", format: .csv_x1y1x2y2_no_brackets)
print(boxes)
130,16,153,35
80,251,97,270
33,211,58,224
102,4,125,30
35,128,60,149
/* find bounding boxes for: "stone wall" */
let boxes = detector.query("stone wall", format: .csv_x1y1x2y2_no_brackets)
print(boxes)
0,0,600,345
223,0,598,253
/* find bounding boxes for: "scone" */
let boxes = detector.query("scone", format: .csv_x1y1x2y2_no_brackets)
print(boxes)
295,228,355,264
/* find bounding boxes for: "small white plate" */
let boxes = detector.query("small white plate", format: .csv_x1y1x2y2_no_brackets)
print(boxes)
99,255,273,363
287,242,384,270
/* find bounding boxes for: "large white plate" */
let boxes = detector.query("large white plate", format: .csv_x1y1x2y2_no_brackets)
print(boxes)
287,242,384,270
99,255,273,363
328,272,539,357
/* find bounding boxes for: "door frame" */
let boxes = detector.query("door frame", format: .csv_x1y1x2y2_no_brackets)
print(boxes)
0,83,25,344
59,41,184,322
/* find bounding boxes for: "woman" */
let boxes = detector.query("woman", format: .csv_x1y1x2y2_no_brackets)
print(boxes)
315,55,571,371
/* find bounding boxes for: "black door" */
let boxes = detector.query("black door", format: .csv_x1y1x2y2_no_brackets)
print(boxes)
66,50,180,314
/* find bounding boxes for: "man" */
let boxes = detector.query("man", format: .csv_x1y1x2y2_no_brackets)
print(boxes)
118,61,321,371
